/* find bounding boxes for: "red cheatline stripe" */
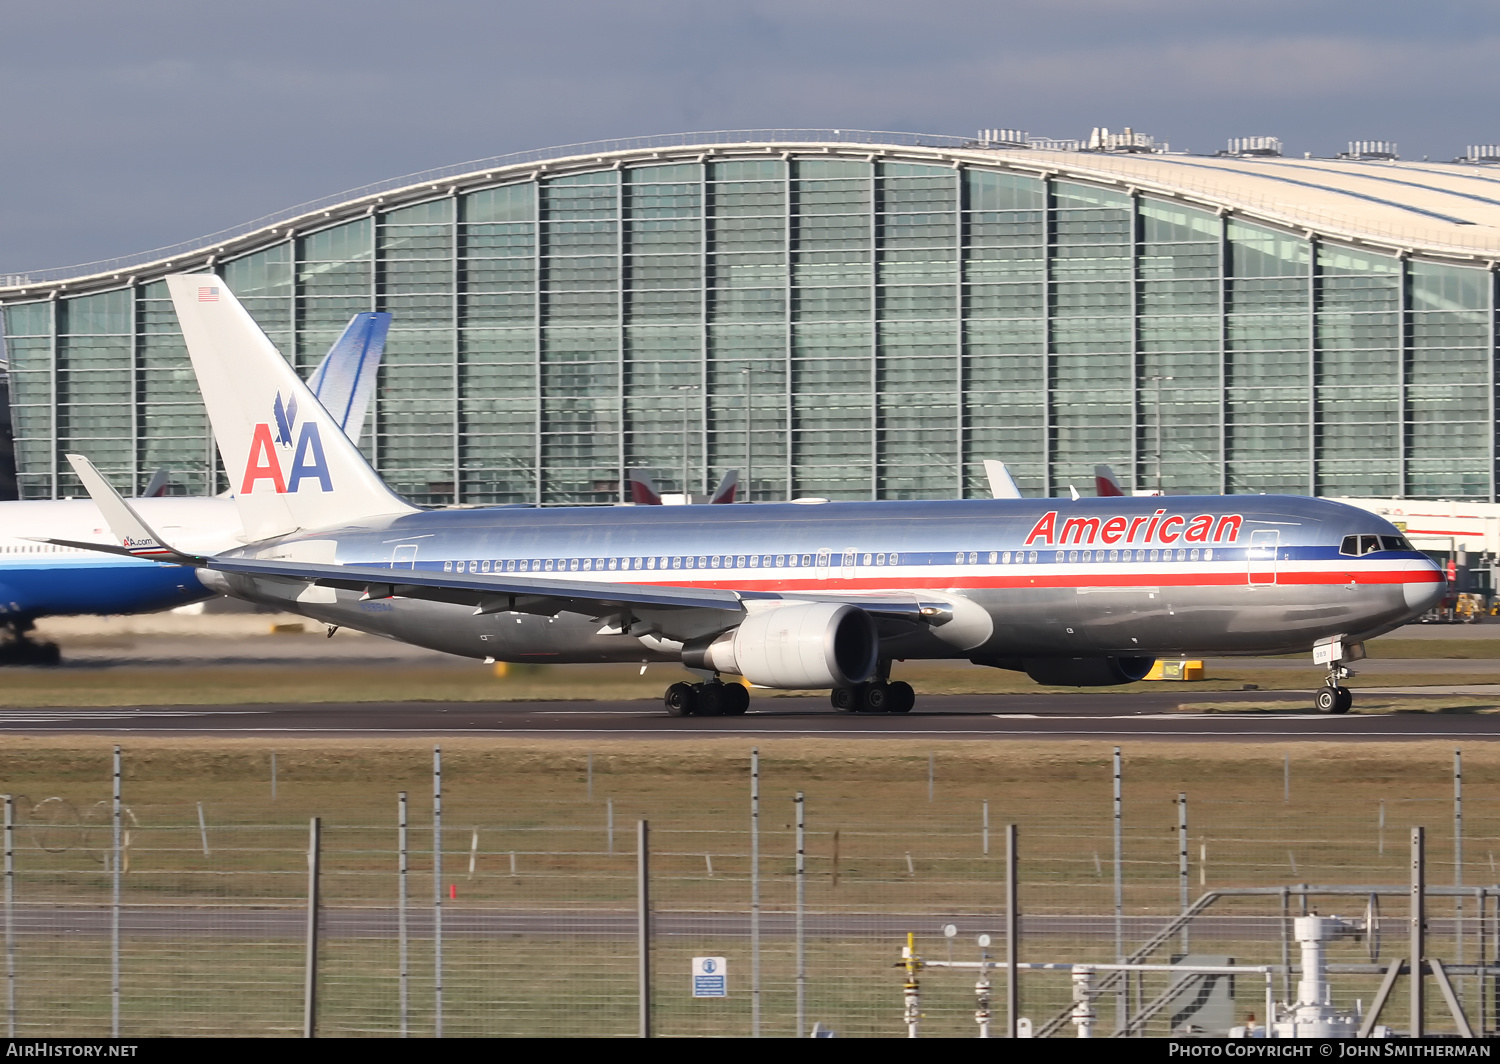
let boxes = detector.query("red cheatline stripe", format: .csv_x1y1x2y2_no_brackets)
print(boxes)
546,567,1444,594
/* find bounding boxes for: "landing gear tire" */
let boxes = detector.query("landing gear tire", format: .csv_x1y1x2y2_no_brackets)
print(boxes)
860,683,889,713
0,640,60,666
696,683,726,717
830,687,857,712
721,682,750,716
665,682,696,717
887,681,915,714
1315,685,1353,714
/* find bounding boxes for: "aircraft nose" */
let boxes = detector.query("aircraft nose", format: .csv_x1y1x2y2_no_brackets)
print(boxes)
1402,563,1448,614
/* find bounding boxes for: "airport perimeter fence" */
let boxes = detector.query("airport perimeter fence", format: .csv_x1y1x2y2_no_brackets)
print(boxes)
0,749,1497,1037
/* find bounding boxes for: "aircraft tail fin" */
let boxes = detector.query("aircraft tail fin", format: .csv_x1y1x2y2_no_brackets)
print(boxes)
306,312,391,448
1094,464,1126,497
983,460,1023,500
627,470,662,506
141,467,171,498
166,275,417,541
709,469,739,504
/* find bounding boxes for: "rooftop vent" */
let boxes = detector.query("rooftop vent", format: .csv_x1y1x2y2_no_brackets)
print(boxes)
977,128,1030,148
1222,136,1282,158
1028,137,1082,152
1340,140,1398,161
1088,127,1166,154
1463,145,1500,163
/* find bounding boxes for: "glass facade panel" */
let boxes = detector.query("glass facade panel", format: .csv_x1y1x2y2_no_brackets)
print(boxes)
4,148,1498,504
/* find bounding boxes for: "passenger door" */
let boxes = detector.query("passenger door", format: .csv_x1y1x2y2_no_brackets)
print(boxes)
391,544,419,570
1247,530,1279,587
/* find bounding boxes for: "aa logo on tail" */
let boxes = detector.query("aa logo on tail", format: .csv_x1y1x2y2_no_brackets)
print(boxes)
242,393,332,494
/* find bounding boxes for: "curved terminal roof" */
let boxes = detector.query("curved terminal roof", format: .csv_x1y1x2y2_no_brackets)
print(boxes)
7,128,1500,299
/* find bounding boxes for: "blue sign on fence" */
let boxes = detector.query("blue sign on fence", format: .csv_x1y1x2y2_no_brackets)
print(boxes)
692,956,728,998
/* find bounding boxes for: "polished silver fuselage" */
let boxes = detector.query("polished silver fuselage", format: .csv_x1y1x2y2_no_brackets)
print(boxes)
206,495,1445,666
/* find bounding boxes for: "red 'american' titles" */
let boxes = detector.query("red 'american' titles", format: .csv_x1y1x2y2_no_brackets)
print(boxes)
1023,509,1243,547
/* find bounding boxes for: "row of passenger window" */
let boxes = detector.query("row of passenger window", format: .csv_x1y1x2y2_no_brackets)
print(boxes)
1052,548,1215,564
438,547,1219,574
445,552,904,574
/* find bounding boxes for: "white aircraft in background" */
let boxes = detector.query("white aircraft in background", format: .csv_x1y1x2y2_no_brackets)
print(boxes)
0,311,391,663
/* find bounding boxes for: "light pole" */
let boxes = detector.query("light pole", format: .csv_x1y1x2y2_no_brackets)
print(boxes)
742,367,752,503
1150,375,1174,494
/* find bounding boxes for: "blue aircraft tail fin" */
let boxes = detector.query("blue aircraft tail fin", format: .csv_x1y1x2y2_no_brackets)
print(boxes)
306,312,391,449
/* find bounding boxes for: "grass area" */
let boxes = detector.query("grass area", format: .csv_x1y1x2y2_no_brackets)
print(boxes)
0,736,1488,1036
1364,638,1500,659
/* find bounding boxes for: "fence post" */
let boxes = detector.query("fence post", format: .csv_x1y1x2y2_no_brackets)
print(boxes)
304,817,321,1038
796,791,806,1038
750,747,760,1038
4,793,12,1037
1006,823,1018,1038
1112,746,1123,1033
111,745,121,1038
433,745,443,1038
638,819,651,1038
1412,825,1425,1037
398,791,408,1039
1455,749,1464,973
982,800,989,857
1178,793,1189,954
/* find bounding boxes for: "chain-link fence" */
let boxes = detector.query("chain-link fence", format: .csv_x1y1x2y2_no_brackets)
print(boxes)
0,744,1494,1037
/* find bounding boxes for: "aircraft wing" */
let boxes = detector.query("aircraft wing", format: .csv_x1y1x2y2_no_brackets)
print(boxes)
207,555,948,624
55,449,954,631
209,555,748,615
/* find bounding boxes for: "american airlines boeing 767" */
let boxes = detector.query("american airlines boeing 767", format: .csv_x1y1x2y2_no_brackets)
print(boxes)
52,275,1446,716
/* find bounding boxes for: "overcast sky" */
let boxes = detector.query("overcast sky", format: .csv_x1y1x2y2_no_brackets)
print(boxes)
2,0,1497,274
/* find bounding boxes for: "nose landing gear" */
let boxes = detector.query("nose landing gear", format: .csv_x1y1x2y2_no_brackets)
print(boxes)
663,679,750,717
1312,638,1360,714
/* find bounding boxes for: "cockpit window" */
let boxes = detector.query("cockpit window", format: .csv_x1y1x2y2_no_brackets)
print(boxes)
1341,534,1414,556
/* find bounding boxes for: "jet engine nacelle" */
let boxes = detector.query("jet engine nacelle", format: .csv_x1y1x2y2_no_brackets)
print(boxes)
974,655,1157,687
686,602,879,689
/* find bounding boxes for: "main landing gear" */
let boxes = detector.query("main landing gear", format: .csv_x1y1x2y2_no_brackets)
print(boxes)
664,679,750,717
831,680,915,714
0,621,60,666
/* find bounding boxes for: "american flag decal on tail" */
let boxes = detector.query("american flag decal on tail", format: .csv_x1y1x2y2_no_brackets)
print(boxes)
198,286,219,302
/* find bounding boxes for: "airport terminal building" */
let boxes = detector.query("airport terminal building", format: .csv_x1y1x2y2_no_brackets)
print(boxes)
2,129,1499,506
